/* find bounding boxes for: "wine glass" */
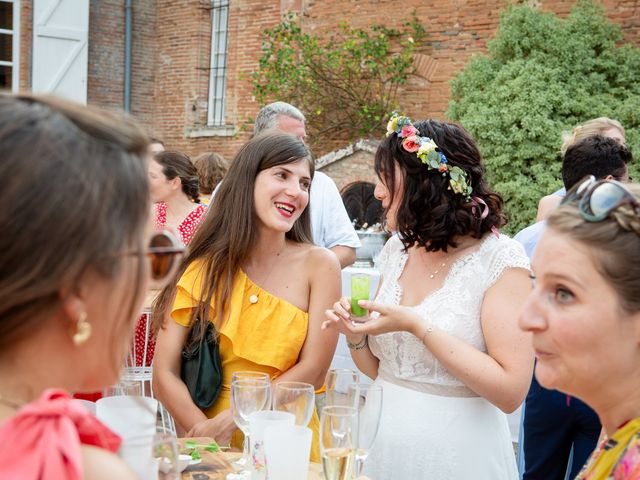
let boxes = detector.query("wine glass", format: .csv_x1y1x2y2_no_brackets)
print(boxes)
320,406,358,480
272,381,315,426
325,369,359,407
348,383,383,476
228,378,271,480
230,371,271,467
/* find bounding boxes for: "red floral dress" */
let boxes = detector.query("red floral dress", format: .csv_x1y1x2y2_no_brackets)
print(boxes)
133,202,207,367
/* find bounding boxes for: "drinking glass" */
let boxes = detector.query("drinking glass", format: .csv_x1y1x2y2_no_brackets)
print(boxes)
153,431,179,480
350,273,370,317
325,369,359,407
272,381,315,426
348,383,383,476
228,378,271,480
320,406,358,480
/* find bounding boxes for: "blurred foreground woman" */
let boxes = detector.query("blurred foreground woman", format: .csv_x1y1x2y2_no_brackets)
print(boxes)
520,177,640,479
0,94,182,479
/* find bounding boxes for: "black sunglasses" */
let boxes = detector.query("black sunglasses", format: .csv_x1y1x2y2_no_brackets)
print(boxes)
562,175,640,223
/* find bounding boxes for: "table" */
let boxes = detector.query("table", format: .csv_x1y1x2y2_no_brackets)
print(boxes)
177,438,323,479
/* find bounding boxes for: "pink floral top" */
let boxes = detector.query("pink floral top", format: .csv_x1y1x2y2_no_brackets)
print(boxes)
576,417,640,479
133,201,207,367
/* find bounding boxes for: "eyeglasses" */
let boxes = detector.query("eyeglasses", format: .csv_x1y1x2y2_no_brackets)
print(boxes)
146,231,185,284
562,175,640,222
117,231,184,286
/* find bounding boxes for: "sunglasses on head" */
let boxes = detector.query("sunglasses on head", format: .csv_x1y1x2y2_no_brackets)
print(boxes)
562,175,640,222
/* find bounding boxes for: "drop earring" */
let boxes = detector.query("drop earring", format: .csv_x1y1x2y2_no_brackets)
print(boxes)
72,312,92,346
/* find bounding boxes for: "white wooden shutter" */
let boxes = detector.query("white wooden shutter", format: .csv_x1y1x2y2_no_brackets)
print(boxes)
32,0,89,104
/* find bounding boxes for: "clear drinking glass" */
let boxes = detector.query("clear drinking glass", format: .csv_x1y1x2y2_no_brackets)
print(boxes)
273,381,315,426
320,406,358,480
228,378,272,480
153,430,179,480
348,383,383,476
325,369,359,407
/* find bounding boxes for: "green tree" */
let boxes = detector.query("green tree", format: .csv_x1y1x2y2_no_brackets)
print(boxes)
447,0,640,233
252,13,425,151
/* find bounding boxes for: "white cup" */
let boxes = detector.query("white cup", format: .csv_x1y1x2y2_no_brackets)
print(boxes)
264,425,312,480
118,434,159,480
248,410,295,479
96,395,157,440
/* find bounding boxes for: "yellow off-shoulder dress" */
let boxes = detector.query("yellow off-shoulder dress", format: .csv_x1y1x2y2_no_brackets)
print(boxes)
171,261,321,461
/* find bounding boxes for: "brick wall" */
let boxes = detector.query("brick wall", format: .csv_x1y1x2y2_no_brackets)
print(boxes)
15,0,640,166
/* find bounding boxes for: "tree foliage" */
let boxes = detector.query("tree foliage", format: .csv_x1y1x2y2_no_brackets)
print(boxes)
252,14,426,151
447,0,640,233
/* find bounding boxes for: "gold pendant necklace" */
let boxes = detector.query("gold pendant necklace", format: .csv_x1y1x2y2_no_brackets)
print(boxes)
0,393,26,410
428,262,447,279
248,244,286,304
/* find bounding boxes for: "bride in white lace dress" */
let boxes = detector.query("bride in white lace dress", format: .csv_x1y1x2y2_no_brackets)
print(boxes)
324,115,534,479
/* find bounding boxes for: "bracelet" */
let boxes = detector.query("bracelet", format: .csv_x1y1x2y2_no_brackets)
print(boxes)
420,325,434,345
347,335,368,350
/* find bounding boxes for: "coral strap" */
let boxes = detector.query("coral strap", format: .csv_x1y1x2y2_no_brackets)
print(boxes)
0,389,121,480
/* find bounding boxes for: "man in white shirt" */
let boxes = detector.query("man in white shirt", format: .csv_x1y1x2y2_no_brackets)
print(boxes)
253,102,361,268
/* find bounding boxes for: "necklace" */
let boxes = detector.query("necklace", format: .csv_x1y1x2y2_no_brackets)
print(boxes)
428,261,447,279
247,244,286,304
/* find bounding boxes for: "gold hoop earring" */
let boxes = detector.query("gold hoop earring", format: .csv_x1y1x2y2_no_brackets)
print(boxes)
72,312,92,346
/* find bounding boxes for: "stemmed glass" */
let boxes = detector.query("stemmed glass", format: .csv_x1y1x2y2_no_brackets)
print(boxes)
272,381,315,426
227,373,271,480
348,383,383,476
325,369,359,407
320,406,358,480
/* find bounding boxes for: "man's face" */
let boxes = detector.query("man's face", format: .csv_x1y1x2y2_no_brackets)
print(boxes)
277,115,307,143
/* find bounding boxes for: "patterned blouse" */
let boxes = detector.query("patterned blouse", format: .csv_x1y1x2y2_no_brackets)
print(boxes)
576,418,640,479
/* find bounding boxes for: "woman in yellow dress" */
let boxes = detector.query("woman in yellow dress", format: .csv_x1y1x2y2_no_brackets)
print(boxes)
152,132,341,461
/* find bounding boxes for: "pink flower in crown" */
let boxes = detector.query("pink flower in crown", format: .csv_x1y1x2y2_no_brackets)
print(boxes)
438,163,448,173
400,125,418,138
402,135,420,152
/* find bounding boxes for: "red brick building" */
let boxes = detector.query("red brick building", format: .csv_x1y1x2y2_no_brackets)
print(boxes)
3,0,639,190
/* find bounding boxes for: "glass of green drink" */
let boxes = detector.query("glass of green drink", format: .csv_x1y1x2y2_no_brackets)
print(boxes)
350,273,370,317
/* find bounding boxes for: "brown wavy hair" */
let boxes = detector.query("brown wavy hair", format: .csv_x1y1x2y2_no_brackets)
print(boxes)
0,94,150,372
153,133,313,341
375,119,506,252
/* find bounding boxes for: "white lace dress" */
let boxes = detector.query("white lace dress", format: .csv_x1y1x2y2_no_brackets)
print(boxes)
363,234,529,480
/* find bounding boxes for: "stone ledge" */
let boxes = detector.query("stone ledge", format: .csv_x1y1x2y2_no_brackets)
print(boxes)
187,125,236,138
315,138,380,170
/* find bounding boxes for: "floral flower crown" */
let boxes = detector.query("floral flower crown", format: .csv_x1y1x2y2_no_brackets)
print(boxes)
386,112,473,200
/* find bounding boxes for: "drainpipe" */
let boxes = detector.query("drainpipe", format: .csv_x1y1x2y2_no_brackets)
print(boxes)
124,0,133,112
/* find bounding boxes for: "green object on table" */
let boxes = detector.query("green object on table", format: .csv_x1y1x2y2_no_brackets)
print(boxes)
350,274,370,317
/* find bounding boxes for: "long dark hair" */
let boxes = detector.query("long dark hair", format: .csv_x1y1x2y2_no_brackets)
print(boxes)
153,133,313,340
0,94,150,363
375,119,506,252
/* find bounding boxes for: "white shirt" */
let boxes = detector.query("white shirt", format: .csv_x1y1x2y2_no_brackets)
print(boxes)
309,172,361,249
513,220,546,260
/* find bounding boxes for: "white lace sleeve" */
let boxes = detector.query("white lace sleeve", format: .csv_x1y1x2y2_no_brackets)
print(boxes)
484,235,531,290
374,234,403,278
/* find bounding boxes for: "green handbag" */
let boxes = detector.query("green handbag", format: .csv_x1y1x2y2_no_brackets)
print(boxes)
180,321,223,409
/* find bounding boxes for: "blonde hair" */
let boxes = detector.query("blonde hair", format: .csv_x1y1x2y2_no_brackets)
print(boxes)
547,183,640,314
560,117,625,156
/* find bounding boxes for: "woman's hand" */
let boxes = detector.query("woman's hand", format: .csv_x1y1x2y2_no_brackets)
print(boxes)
186,408,236,445
323,298,424,339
